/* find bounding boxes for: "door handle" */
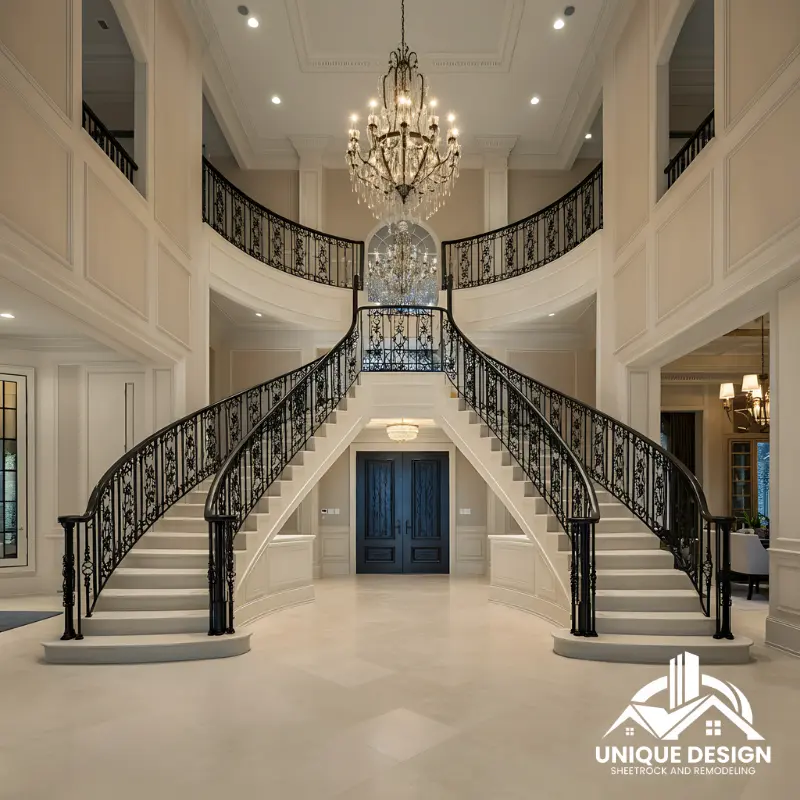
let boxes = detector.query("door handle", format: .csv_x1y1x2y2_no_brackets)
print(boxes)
395,522,400,537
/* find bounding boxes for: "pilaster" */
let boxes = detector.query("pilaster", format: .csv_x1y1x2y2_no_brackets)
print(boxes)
476,136,517,231
289,136,330,230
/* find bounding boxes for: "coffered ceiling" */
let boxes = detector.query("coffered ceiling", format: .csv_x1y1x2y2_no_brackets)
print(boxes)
193,0,630,170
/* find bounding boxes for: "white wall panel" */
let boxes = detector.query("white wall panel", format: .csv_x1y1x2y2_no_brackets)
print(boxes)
157,245,192,345
0,0,70,115
656,176,713,318
85,168,148,316
726,0,800,126
727,86,800,270
0,82,70,261
613,246,647,349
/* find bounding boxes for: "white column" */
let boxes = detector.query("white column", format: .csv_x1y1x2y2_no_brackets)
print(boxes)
766,280,800,655
289,136,330,230
476,136,517,231
627,367,661,438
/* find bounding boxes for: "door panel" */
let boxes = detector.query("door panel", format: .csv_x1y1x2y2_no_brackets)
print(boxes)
356,451,449,574
356,453,402,573
403,453,449,574
0,374,27,567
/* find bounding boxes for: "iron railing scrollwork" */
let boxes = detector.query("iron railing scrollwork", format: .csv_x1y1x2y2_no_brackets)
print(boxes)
205,297,600,638
57,358,323,642
442,163,602,289
665,110,714,188
479,345,734,639
202,158,364,288
82,101,138,185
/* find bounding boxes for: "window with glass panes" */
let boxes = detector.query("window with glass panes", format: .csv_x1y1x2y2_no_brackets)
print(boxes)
1,380,18,559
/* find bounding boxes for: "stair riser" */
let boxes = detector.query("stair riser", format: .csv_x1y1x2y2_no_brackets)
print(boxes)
165,505,205,519
156,518,208,533
596,595,701,612
596,519,648,534
596,573,693,591
107,573,208,590
125,553,209,569
99,595,208,612
595,618,716,636
595,552,675,569
558,534,661,551
135,534,248,551
81,615,208,636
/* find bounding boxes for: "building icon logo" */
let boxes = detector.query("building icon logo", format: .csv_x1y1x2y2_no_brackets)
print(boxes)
604,651,762,741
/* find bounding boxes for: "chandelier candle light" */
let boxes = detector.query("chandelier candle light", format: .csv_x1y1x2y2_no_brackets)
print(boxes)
386,420,419,443
346,0,461,221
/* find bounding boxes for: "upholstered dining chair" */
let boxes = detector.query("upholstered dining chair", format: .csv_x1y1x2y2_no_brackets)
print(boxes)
731,531,770,600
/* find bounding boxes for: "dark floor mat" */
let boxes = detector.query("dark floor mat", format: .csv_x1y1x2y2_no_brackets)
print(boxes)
0,611,59,632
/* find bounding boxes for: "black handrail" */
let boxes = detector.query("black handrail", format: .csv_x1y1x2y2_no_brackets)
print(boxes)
56,355,323,641
442,163,602,289
82,101,138,184
480,346,733,639
665,110,714,188
205,294,600,637
202,158,365,288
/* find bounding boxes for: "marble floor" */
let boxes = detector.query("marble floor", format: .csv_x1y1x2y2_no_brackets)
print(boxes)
0,577,795,800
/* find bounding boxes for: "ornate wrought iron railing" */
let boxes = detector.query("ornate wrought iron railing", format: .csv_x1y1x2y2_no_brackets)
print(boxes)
82,101,138,184
442,163,602,289
205,299,600,637
479,344,733,638
57,358,323,641
665,110,714,188
202,158,364,288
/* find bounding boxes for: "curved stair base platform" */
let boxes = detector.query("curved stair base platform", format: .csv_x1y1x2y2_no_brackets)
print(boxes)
42,631,251,665
551,629,753,665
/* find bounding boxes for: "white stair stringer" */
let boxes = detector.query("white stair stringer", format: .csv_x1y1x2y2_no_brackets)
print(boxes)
232,380,373,625
434,381,571,626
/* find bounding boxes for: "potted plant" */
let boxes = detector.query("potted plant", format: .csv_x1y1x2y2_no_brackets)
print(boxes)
741,510,769,536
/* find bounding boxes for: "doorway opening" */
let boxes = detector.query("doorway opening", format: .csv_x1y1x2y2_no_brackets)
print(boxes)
355,452,449,574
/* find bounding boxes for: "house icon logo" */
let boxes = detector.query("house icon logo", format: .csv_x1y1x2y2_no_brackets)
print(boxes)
604,651,763,741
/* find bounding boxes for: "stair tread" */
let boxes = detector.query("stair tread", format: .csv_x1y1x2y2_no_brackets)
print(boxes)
595,569,684,576
595,549,670,556
45,631,249,647
596,588,698,596
115,567,207,576
131,548,208,556
102,588,208,597
88,609,207,620
553,630,750,647
596,610,710,620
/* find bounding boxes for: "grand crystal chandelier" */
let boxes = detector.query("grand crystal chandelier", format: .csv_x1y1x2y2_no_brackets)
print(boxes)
368,221,438,305
346,0,461,221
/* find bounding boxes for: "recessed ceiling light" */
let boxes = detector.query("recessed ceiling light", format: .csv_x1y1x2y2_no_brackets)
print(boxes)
271,95,281,105
530,96,540,105
585,132,592,139
0,313,15,319
548,313,556,317
247,16,259,28
255,312,263,318
554,18,565,29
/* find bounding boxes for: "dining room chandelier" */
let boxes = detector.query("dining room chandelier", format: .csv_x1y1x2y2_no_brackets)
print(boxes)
367,221,438,305
346,0,461,221
719,316,770,432
386,421,419,442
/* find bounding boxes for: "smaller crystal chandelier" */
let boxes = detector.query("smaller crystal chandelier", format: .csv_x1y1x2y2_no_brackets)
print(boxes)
386,420,419,442
368,220,438,306
346,0,461,221
720,316,770,432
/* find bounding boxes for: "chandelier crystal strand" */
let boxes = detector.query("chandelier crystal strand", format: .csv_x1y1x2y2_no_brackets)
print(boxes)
368,221,438,305
346,0,461,221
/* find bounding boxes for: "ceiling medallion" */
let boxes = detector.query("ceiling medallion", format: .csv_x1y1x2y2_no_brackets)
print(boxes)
386,421,419,443
346,0,461,221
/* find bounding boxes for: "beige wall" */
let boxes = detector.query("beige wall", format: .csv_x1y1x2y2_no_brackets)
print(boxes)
319,451,350,529
228,349,302,395
210,157,300,223
508,160,599,224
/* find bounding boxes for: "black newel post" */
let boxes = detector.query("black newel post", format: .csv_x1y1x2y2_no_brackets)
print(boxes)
59,518,78,641
714,517,734,640
570,519,598,638
208,519,226,636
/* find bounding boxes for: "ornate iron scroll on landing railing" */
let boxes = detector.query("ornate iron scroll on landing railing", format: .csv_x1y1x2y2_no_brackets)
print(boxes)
479,346,734,639
205,295,600,638
56,358,322,642
202,158,364,288
442,163,602,289
82,101,138,185
665,110,715,188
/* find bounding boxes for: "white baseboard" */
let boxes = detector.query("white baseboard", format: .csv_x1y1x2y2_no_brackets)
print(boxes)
454,561,486,576
766,616,800,658
489,585,569,627
237,584,315,626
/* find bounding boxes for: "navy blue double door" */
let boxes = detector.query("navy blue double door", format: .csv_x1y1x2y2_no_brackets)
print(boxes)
356,452,449,574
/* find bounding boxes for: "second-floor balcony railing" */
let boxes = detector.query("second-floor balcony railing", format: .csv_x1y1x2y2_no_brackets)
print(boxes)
442,163,602,289
202,158,364,288
665,110,715,188
82,101,138,185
